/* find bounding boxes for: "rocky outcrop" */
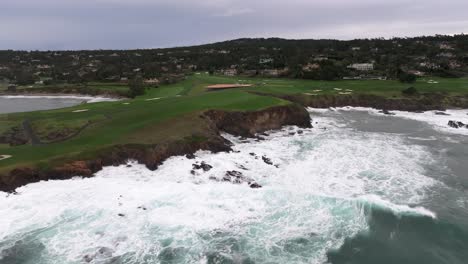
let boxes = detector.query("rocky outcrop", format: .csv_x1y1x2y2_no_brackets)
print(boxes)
0,104,312,192
219,170,262,189
448,120,468,129
203,104,312,137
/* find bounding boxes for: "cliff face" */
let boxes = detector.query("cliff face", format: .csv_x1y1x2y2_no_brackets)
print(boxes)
0,104,311,192
203,104,312,137
272,94,468,112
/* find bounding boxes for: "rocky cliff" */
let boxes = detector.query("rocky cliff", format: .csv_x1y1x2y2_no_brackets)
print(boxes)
269,93,468,112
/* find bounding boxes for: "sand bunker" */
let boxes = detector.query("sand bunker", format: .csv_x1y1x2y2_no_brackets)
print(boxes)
206,84,253,90
145,97,162,101
0,155,12,161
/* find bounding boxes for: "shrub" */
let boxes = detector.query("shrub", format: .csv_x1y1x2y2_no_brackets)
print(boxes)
402,87,418,96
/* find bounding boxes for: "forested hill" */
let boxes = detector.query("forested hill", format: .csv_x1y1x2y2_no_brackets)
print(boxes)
1,35,468,85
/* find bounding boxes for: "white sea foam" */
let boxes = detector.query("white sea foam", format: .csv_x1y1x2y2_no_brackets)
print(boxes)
0,112,439,263
309,107,468,135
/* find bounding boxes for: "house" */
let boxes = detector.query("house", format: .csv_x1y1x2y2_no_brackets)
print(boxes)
259,58,274,64
449,61,461,69
438,52,454,58
37,64,51,69
313,56,328,62
144,78,160,86
407,70,426,76
347,63,374,71
419,62,440,70
302,63,320,71
439,43,454,50
119,77,129,83
261,68,289,77
223,69,238,76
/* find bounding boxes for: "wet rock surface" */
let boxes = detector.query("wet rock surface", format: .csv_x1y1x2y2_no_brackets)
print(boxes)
448,120,468,129
379,109,396,115
262,156,274,165
220,170,262,189
192,161,213,172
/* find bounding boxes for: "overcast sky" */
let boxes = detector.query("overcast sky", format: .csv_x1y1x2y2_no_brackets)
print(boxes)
1,0,467,50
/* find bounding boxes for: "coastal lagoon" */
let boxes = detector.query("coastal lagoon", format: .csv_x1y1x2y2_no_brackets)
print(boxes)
0,109,467,264
0,96,117,114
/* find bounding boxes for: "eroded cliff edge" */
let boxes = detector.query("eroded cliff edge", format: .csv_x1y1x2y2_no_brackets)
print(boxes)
0,104,311,192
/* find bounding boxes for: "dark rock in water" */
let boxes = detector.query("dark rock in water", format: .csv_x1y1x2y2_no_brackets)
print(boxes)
249,152,256,157
192,161,213,172
249,182,262,189
190,170,196,175
448,121,458,128
435,111,450,116
118,213,125,217
379,109,396,116
448,120,467,129
236,164,249,171
223,170,245,184
137,206,147,211
222,170,262,189
297,130,304,134
185,153,196,159
262,156,273,165
289,132,296,136
126,164,132,168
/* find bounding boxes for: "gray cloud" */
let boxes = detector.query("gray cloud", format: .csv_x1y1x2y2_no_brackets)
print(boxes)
1,0,467,50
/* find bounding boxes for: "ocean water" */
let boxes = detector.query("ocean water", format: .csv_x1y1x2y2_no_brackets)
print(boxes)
1,109,467,264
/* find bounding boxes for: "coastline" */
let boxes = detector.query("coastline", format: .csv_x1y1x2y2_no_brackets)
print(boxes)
0,104,312,192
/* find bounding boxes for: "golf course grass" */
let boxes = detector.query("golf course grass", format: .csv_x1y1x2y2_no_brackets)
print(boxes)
1,73,467,175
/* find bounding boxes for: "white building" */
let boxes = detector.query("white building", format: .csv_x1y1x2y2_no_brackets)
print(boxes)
223,69,238,76
347,63,374,71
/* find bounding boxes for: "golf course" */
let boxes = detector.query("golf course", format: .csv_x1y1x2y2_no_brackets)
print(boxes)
1,73,468,189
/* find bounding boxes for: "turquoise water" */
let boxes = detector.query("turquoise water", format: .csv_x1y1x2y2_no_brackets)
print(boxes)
0,109,467,263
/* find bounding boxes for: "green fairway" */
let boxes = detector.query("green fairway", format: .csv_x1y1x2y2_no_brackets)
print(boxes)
0,74,467,174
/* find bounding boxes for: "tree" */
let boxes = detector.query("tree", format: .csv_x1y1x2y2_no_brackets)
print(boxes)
398,71,417,83
15,69,35,85
128,75,145,97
